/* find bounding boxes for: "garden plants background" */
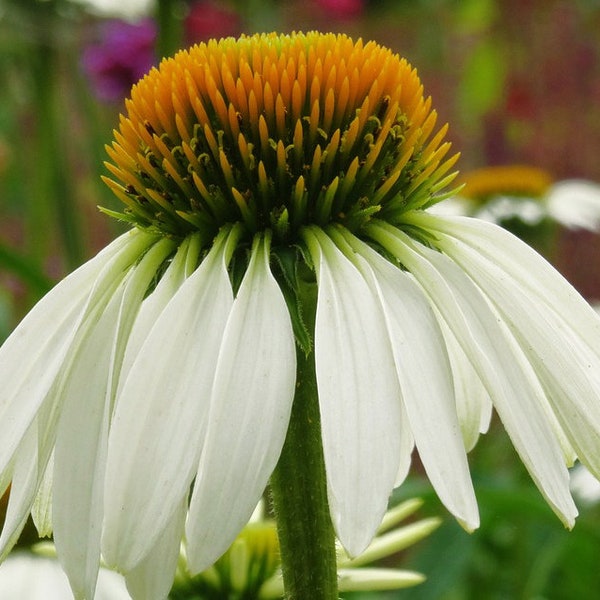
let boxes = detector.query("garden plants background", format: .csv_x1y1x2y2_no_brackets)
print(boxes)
2,0,600,598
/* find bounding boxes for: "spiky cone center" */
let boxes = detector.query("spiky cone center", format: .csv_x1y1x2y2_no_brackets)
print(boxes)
103,31,459,248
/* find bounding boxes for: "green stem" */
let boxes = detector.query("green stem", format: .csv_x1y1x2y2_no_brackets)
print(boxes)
30,11,85,271
269,348,338,600
156,0,183,60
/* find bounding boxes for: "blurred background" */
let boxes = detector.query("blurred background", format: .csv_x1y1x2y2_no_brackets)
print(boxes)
1,0,600,598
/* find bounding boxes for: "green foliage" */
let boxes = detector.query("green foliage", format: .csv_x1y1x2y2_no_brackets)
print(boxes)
457,38,507,128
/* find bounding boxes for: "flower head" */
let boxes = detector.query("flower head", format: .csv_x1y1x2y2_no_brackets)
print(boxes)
2,32,600,599
103,31,456,244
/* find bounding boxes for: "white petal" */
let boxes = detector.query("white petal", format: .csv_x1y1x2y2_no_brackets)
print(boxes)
0,386,64,559
394,401,414,488
0,428,44,560
94,568,131,600
546,180,600,230
304,228,403,556
125,499,187,600
440,320,492,451
185,235,296,573
422,214,600,352
103,234,234,571
32,451,54,538
118,235,200,389
350,237,478,531
377,223,577,527
0,232,139,477
52,286,126,599
425,216,594,469
53,238,173,599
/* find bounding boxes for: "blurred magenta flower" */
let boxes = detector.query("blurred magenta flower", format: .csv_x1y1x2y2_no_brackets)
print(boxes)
184,1,242,45
314,0,364,18
82,19,157,103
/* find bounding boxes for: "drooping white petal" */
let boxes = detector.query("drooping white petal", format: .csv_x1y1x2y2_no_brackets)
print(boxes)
368,221,577,527
0,232,144,478
52,285,128,600
303,227,403,556
546,180,600,230
0,427,45,561
118,234,200,389
185,235,296,574
439,319,492,452
0,382,66,560
53,238,173,599
394,401,414,488
103,233,234,571
415,214,600,356
32,452,54,538
0,231,157,561
423,215,594,470
346,233,478,531
125,499,187,600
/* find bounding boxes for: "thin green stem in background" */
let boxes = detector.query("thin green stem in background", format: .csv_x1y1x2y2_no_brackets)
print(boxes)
30,9,85,271
156,0,184,60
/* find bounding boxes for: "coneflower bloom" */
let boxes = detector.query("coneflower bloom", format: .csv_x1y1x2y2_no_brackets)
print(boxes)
1,32,600,599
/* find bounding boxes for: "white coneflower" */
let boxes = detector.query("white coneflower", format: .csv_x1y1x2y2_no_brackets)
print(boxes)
433,164,600,231
1,32,600,599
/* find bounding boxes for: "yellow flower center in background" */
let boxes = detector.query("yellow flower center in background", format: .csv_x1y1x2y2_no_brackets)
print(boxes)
458,165,553,202
103,32,458,245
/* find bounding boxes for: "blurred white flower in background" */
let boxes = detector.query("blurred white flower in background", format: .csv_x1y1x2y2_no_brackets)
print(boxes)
0,546,129,600
71,0,154,20
432,165,600,232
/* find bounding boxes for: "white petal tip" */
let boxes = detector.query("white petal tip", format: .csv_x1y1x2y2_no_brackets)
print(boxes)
456,513,480,534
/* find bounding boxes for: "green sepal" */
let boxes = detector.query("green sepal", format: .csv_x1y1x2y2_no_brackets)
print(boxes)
271,245,314,357
98,206,140,225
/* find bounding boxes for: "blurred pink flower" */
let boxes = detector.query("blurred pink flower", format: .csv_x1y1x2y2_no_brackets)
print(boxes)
82,19,157,103
314,0,364,18
184,1,242,45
